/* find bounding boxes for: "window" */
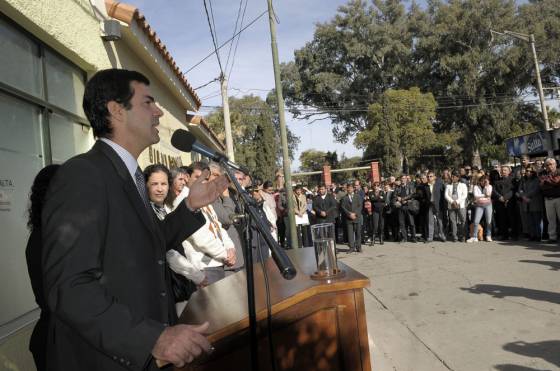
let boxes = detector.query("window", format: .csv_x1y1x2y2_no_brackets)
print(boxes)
0,15,92,329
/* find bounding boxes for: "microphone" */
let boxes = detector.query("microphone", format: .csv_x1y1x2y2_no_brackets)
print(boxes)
171,129,244,172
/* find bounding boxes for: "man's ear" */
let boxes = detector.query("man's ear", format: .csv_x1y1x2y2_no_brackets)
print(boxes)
107,101,124,123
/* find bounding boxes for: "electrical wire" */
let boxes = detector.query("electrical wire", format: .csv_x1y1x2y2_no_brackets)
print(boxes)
203,0,224,74
228,0,249,81
193,77,220,91
225,0,245,72
185,9,268,75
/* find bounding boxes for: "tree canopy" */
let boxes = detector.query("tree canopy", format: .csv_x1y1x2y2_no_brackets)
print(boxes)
280,0,559,170
206,95,288,181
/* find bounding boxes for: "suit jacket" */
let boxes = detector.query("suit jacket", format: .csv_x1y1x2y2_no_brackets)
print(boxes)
41,141,205,371
423,180,445,212
312,193,338,224
212,195,244,271
340,193,363,224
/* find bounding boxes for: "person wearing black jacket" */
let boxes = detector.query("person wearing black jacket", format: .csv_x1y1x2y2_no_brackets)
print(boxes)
394,175,417,242
492,166,517,240
312,183,338,225
422,171,447,242
369,184,386,245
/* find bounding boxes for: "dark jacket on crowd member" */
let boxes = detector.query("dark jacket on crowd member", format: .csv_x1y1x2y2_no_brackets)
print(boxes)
369,189,387,213
524,176,544,212
340,192,363,223
492,176,514,201
312,192,338,224
422,179,445,212
212,195,244,272
539,171,560,198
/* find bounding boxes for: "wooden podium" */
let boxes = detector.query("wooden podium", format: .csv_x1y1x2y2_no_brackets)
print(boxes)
176,248,371,371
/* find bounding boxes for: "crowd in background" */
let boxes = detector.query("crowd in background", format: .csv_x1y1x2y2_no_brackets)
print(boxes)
268,156,560,254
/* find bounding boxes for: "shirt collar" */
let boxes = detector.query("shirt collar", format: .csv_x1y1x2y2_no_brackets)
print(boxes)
99,138,138,180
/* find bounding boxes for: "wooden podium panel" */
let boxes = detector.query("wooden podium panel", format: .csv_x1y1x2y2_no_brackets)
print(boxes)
176,248,371,371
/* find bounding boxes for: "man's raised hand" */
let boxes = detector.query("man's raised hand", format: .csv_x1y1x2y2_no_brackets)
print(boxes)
186,169,228,210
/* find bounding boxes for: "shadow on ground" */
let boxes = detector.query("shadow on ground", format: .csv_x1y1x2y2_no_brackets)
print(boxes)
493,364,552,371
461,284,560,305
542,253,560,258
497,239,560,252
503,340,560,367
519,260,560,271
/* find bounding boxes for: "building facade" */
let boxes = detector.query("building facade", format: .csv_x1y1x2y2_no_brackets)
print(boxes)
0,1,223,368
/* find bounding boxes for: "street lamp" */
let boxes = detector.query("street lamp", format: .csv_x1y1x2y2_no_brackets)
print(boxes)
490,30,551,131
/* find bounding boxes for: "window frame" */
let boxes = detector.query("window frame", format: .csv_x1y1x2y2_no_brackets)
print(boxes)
0,13,89,165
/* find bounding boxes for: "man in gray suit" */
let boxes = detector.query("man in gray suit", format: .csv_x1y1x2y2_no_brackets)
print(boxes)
340,183,363,253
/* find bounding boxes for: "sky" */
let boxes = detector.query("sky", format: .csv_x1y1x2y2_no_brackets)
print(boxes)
126,0,362,170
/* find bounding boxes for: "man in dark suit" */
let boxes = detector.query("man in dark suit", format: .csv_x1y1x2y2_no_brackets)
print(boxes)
340,183,364,252
41,69,228,371
312,183,338,225
423,171,446,242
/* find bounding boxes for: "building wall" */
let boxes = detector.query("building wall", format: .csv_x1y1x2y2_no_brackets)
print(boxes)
0,1,195,368
0,0,192,168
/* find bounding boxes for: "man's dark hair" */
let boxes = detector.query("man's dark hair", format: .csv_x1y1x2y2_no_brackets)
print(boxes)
143,164,171,184
83,69,150,138
187,161,209,175
263,180,273,189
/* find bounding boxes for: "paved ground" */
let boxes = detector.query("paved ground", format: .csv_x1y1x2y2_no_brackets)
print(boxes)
337,239,560,371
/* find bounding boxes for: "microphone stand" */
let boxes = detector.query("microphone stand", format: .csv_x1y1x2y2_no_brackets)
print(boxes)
218,158,296,371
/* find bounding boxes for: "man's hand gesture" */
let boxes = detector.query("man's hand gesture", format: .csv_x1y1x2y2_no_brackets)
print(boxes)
152,322,213,368
186,170,228,210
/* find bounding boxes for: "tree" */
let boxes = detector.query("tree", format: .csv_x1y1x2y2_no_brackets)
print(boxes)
355,88,438,174
280,0,420,142
206,95,279,181
266,92,301,162
279,0,559,168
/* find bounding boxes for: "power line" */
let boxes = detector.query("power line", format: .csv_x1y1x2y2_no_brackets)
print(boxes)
193,77,220,90
203,0,224,74
225,0,245,72
228,0,249,80
184,9,268,75
198,97,555,113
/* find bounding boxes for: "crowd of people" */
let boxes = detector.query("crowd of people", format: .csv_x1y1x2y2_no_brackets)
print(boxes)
273,157,560,253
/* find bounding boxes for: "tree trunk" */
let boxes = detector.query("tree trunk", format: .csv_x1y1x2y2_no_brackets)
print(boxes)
471,147,481,168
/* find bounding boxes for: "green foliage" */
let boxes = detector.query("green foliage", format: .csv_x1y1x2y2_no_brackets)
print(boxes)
280,0,556,168
355,88,437,173
206,95,280,181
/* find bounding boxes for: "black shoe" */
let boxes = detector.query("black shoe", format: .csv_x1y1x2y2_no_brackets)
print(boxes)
410,239,417,243
347,248,356,254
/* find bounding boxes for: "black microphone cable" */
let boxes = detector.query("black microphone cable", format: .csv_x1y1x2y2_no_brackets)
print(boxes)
255,226,278,371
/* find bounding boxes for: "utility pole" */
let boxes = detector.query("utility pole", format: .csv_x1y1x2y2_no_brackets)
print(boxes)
490,30,552,155
220,73,235,161
528,33,550,131
266,0,298,248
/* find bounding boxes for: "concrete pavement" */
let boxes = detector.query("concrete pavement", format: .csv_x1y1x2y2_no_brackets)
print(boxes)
337,239,560,371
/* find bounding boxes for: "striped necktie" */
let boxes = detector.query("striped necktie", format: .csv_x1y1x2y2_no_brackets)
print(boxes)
134,167,152,212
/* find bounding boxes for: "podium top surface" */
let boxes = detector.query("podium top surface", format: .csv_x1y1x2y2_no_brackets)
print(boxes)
178,247,370,342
